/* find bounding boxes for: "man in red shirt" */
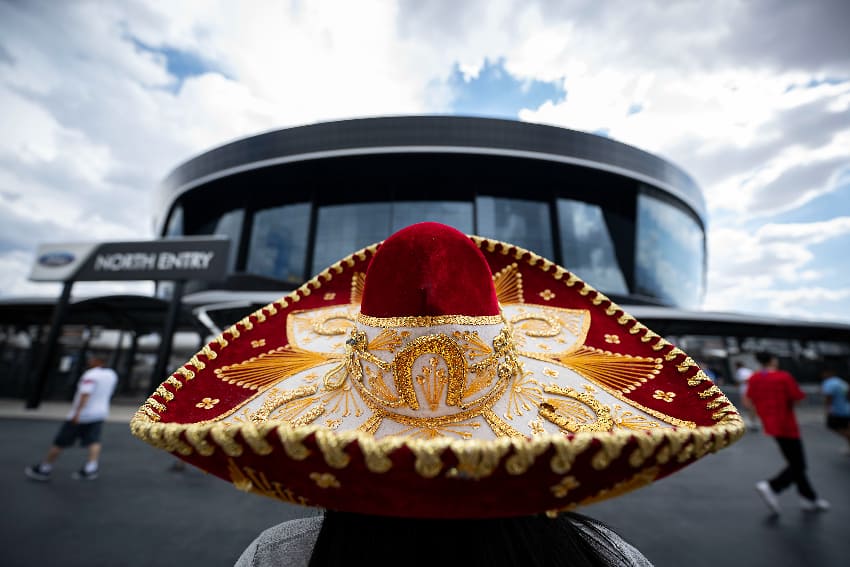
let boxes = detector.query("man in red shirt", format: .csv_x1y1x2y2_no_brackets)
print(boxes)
746,351,829,514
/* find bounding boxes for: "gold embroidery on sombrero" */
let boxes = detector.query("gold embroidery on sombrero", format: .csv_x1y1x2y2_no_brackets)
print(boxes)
395,335,467,410
550,475,580,498
326,327,520,416
195,397,220,410
227,459,311,506
541,346,662,393
512,313,562,338
505,365,543,420
249,384,320,422
357,413,384,434
215,346,339,391
350,271,366,304
493,262,524,304
312,312,358,336
290,405,325,427
392,419,483,440
357,313,505,327
322,383,365,418
456,332,495,398
539,289,555,301
363,365,400,404
481,409,526,438
507,306,589,353
610,406,661,430
453,330,492,359
368,329,410,352
309,472,341,489
538,385,614,433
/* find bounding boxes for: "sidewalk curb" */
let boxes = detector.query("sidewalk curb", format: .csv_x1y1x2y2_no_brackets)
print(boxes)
0,399,138,423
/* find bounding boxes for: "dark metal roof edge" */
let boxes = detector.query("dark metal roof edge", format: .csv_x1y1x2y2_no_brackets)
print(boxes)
159,115,704,216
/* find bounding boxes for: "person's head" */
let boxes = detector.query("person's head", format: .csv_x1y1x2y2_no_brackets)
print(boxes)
86,351,108,368
309,509,621,567
755,351,777,369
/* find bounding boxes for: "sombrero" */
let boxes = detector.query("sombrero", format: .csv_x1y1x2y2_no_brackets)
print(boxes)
131,222,744,518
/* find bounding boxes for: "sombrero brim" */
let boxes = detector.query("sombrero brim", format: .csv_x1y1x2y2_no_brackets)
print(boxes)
131,235,744,518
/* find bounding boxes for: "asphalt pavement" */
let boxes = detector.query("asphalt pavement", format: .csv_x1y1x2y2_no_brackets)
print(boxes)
2,398,848,567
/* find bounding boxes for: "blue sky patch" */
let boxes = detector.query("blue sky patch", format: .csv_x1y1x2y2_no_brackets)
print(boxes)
131,38,218,92
448,58,565,119
784,76,848,93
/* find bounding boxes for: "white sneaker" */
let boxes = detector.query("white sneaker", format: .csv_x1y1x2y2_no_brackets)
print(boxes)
755,481,781,514
800,497,830,512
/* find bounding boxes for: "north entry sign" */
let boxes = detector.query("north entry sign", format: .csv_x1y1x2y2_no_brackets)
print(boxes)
30,237,231,282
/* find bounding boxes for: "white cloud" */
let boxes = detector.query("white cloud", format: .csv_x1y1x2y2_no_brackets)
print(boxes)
0,0,849,329
704,217,850,320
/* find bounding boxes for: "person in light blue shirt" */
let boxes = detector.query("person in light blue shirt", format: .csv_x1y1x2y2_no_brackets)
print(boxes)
821,367,850,455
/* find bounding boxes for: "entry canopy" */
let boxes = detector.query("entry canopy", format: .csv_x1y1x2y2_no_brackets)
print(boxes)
0,294,199,335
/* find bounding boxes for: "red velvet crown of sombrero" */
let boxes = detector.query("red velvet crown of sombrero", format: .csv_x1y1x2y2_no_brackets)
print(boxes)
132,222,744,518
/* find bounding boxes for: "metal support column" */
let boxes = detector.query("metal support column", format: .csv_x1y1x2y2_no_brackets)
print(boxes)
26,281,73,409
149,280,185,393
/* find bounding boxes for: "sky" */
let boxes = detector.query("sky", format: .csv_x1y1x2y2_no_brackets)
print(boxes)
1,0,849,325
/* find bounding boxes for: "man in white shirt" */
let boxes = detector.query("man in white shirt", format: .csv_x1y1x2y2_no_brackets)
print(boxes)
735,360,760,431
25,352,118,481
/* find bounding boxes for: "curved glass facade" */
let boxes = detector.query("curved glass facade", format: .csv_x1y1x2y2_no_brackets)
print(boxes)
247,203,310,284
312,201,473,274
557,198,628,295
165,191,704,308
476,197,553,260
157,117,706,309
635,192,705,309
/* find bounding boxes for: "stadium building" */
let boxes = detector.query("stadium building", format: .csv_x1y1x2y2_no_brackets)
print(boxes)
3,116,849,403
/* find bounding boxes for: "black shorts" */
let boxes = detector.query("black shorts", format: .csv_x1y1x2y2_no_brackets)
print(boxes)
53,420,104,448
826,414,850,431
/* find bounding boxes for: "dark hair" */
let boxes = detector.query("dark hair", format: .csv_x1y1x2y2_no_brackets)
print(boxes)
87,351,108,364
308,510,632,567
755,351,775,366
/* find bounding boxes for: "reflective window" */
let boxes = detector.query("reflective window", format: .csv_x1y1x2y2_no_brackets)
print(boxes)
312,201,473,273
557,199,628,294
199,209,244,272
390,201,473,234
475,197,553,259
164,206,183,237
313,203,392,273
247,203,310,284
635,194,705,308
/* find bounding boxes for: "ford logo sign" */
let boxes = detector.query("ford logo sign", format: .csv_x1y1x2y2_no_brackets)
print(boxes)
38,252,75,267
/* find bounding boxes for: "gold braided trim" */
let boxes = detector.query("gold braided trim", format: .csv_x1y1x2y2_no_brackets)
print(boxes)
130,412,745,478
200,344,217,360
138,406,161,422
154,385,174,402
175,367,195,381
357,313,504,328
